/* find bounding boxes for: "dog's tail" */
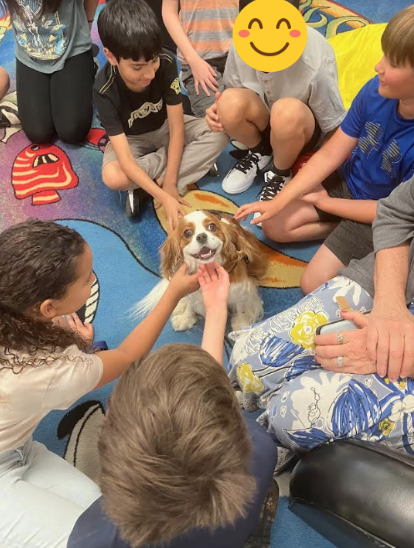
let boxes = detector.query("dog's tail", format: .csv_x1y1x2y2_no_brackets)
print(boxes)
130,278,170,319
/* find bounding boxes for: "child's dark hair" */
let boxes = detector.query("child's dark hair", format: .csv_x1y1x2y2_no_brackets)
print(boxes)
97,0,162,62
0,220,90,372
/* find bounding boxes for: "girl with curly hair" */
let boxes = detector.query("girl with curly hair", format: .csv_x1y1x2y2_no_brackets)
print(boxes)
0,219,199,548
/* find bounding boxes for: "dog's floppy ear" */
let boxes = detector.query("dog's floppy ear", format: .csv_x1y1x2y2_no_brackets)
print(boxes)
160,231,183,279
222,217,266,281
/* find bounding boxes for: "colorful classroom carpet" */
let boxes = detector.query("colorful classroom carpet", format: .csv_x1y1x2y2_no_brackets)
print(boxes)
0,1,410,546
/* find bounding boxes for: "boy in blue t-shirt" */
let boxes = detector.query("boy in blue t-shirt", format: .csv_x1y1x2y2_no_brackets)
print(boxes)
235,5,414,294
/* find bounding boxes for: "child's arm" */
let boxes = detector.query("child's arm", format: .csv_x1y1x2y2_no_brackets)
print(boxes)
109,133,186,232
161,103,190,206
235,128,358,225
162,0,219,97
197,263,230,364
304,193,378,224
95,265,199,387
83,0,99,28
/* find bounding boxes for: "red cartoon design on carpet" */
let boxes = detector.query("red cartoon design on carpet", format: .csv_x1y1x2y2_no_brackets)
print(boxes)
11,144,79,205
85,127,108,153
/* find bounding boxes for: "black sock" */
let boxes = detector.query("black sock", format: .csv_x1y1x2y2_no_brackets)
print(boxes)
251,125,272,156
272,165,291,177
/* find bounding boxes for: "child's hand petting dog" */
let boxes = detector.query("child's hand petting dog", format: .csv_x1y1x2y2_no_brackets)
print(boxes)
168,264,200,300
198,262,230,312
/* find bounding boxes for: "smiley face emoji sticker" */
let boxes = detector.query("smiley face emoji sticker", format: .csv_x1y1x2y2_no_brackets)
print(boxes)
233,0,307,72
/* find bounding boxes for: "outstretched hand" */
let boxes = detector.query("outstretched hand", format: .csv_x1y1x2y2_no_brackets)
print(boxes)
169,264,200,300
234,199,281,225
197,262,230,312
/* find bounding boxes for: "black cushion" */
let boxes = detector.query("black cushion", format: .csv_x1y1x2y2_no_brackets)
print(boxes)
289,440,414,548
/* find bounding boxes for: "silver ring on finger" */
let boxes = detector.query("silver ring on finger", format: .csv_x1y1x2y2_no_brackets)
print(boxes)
337,355,343,368
337,332,343,345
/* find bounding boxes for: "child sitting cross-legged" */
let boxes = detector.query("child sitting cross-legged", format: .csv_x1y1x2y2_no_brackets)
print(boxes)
94,0,229,231
68,264,278,548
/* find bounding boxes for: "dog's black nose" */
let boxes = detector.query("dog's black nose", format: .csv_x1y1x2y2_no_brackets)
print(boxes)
196,232,207,243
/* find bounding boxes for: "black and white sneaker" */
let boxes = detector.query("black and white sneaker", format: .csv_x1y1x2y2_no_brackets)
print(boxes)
208,162,219,177
125,188,149,218
222,150,272,194
254,169,292,225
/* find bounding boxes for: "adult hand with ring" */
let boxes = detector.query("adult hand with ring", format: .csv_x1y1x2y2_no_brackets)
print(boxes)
314,310,376,375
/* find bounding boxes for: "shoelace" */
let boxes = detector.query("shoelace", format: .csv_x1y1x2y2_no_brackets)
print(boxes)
259,173,285,201
233,150,260,174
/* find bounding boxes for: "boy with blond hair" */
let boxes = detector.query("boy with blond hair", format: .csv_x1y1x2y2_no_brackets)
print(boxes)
236,5,414,294
94,0,228,230
68,263,278,548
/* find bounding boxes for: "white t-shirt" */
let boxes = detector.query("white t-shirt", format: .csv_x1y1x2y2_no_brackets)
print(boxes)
0,345,103,454
223,26,346,134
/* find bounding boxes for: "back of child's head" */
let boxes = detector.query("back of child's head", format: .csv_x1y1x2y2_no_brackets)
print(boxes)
382,5,414,69
99,344,256,547
0,219,88,366
97,0,162,62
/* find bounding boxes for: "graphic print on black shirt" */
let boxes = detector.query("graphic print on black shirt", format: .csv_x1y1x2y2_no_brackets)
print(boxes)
94,50,182,137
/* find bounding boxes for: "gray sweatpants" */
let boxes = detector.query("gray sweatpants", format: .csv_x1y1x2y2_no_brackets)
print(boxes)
103,115,229,195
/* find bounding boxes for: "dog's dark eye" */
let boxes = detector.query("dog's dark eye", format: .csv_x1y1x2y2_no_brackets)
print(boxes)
184,229,193,238
208,223,217,232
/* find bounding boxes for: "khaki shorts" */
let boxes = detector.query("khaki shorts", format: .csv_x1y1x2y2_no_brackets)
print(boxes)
315,171,374,265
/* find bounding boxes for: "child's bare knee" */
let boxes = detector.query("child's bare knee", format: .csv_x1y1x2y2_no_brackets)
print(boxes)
102,163,130,191
218,89,249,124
271,98,307,136
262,222,294,243
300,270,318,295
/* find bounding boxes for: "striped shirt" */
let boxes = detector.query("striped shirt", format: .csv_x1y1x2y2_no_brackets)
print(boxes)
178,0,238,63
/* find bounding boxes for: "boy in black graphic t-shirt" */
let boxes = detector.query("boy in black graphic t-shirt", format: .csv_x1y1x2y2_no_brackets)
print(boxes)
94,0,228,230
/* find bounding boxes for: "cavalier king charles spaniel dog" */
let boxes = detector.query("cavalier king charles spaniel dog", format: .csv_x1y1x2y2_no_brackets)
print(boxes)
135,210,266,332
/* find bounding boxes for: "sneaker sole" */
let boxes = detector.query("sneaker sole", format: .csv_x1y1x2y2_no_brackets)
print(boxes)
222,179,256,194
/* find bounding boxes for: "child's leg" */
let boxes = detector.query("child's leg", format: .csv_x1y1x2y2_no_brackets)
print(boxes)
270,98,317,171
181,62,226,118
260,171,344,244
102,135,167,191
300,220,374,294
0,66,10,102
16,60,55,144
0,440,100,548
156,115,229,194
50,49,96,144
229,276,373,407
217,88,269,148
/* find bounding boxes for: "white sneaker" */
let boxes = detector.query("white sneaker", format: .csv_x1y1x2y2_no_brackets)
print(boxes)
253,169,292,226
222,150,272,194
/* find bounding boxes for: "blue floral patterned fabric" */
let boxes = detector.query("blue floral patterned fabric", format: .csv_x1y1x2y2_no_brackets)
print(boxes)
229,276,414,456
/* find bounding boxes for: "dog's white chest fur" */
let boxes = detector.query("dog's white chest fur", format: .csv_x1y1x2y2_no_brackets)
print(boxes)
171,279,263,333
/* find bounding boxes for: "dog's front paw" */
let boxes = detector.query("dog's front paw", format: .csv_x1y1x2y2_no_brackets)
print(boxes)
171,311,198,331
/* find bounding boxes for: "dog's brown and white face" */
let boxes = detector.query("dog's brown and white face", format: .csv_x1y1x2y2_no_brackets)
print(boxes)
160,210,266,282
